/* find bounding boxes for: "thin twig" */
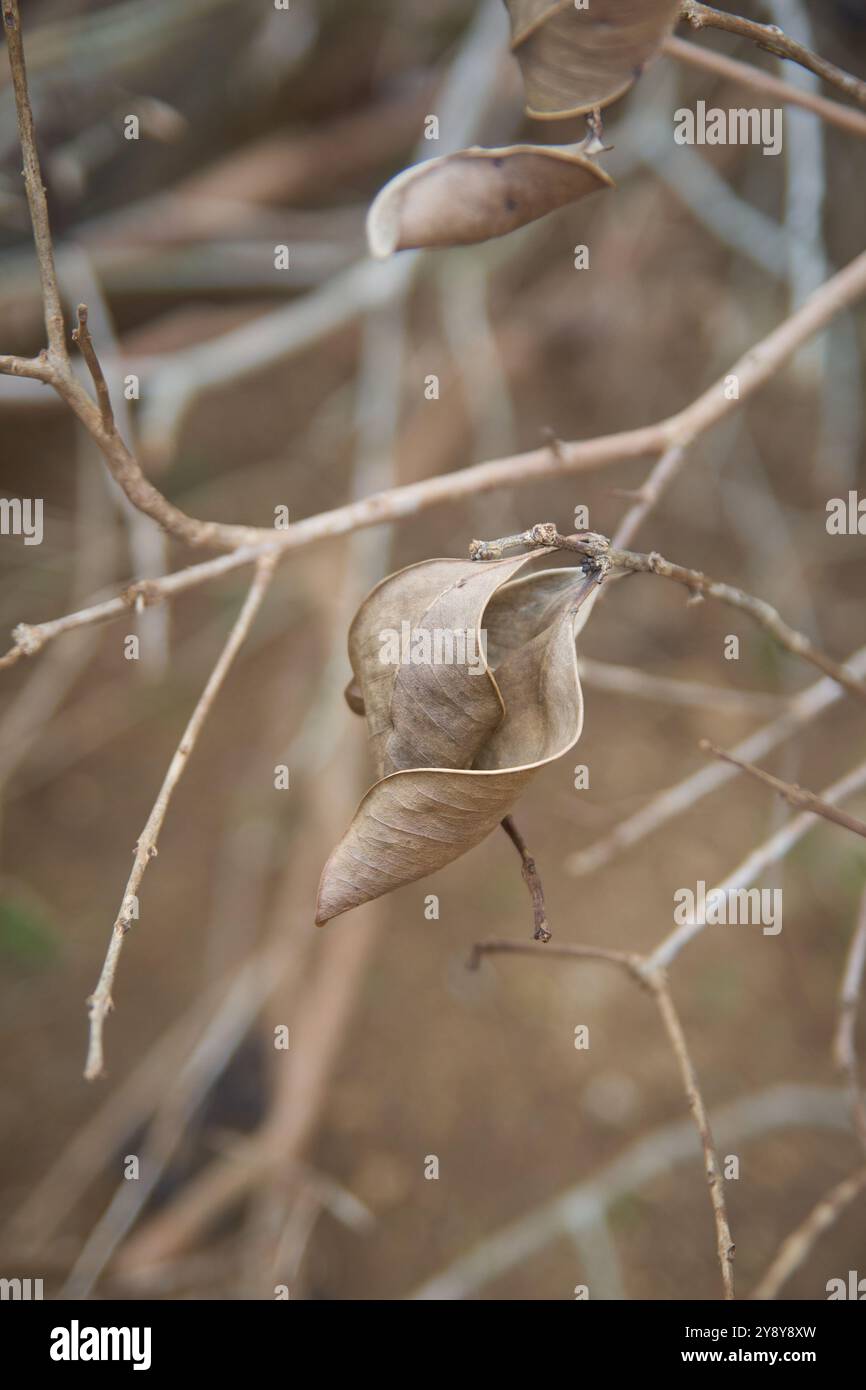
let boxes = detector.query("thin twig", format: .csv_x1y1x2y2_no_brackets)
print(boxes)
84,557,276,1080
650,756,866,971
610,444,687,550
470,939,735,1298
500,816,552,943
834,889,866,1154
1,0,67,359
2,248,866,668
72,303,114,430
648,972,736,1300
470,938,645,976
700,740,866,841
750,1165,866,1300
580,658,785,713
567,644,866,879
664,34,866,139
471,524,866,705
679,1,866,109
412,1084,849,1299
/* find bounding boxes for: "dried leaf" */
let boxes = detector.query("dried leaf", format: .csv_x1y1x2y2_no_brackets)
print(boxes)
367,143,611,258
506,0,680,119
316,558,598,924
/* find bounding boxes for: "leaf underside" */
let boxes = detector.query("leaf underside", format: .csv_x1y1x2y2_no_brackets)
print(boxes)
367,144,612,258
506,0,681,118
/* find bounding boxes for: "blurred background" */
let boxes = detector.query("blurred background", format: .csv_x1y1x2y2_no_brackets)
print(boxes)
1,0,865,1300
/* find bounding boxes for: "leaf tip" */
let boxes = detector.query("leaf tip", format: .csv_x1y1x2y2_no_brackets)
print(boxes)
366,182,400,260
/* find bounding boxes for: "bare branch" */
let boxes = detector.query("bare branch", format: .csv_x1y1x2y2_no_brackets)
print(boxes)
470,940,735,1298
470,938,645,977
834,889,866,1154
700,740,866,840
84,556,276,1081
1,0,67,359
0,351,53,382
0,544,278,671
679,1,866,109
610,444,687,550
472,525,866,705
664,35,866,139
750,1165,866,1300
2,247,866,672
567,644,866,879
72,303,114,430
650,756,866,970
580,659,785,713
412,1084,849,1299
648,972,735,1300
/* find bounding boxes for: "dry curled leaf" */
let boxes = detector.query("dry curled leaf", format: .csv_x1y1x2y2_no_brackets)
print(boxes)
505,0,681,119
316,554,598,924
366,142,612,258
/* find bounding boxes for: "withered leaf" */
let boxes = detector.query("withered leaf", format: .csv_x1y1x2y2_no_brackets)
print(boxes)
367,143,612,258
505,0,680,119
316,556,598,924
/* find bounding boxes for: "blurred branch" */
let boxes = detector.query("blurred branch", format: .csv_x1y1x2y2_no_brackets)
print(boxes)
5,245,866,676
412,1085,850,1299
72,304,113,429
567,643,866,879
84,556,276,1081
580,658,785,713
650,755,866,970
111,181,417,1274
679,2,866,109
750,1164,866,1299
1,0,66,360
610,444,687,550
663,35,866,138
834,889,866,1154
699,740,866,840
471,940,735,1298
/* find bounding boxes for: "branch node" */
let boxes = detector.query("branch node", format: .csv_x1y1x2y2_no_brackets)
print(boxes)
11,621,43,655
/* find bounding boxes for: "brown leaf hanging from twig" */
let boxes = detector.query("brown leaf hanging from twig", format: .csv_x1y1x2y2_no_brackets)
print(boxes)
316,556,599,924
505,0,681,118
367,142,612,257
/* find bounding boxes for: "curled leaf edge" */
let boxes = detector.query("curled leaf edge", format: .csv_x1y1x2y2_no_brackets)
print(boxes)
318,568,593,925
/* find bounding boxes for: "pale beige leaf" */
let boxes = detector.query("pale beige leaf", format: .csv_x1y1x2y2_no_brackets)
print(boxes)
316,569,596,924
367,143,611,258
346,552,551,778
506,0,680,118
